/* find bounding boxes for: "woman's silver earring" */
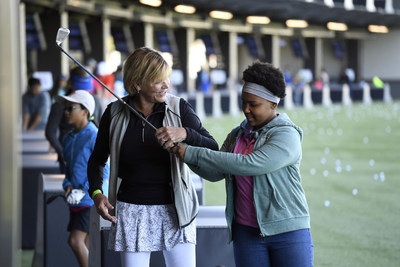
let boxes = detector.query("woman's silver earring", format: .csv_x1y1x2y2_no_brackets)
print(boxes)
136,87,141,94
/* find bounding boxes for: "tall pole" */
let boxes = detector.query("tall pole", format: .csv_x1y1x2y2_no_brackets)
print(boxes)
0,0,22,266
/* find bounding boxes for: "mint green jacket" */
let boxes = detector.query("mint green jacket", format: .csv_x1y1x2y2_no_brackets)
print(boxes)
184,113,310,241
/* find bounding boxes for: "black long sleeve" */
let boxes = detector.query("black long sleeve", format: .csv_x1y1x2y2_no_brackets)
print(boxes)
180,99,219,150
87,105,111,197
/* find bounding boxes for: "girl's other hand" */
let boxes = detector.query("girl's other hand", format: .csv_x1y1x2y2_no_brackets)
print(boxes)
171,144,188,160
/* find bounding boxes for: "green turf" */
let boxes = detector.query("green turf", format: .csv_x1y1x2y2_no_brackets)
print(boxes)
201,101,400,266
21,101,399,267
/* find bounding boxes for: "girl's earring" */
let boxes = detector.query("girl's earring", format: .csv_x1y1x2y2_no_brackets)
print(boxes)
136,87,141,94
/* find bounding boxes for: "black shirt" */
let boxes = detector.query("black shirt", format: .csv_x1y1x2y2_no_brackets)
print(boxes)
88,96,218,205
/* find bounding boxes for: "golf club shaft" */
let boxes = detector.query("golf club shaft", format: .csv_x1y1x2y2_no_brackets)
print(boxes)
57,44,157,131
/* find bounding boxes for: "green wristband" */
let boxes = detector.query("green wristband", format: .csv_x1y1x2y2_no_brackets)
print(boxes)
92,189,102,199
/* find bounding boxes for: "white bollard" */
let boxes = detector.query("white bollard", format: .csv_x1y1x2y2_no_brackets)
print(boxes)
383,83,393,103
322,84,332,107
303,84,314,109
284,85,294,110
179,92,188,102
229,89,240,116
212,90,223,118
342,83,352,106
362,82,372,105
196,92,206,120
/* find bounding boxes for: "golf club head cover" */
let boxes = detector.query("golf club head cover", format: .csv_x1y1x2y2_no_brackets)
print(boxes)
67,189,86,205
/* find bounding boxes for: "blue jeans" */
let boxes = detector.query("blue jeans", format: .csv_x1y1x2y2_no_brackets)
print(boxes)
232,223,314,267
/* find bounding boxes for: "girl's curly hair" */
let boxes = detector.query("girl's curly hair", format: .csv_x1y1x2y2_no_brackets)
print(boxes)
242,60,286,99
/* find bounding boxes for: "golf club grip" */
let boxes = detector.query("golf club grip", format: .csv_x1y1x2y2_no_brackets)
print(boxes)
57,45,157,131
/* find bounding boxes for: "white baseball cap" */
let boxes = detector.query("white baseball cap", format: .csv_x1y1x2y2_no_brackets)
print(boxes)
57,90,95,116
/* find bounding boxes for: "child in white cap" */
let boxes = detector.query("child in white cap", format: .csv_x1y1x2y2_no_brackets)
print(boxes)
57,90,109,267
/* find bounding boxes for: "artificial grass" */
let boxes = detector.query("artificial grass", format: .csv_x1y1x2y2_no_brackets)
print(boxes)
201,101,400,266
21,102,399,267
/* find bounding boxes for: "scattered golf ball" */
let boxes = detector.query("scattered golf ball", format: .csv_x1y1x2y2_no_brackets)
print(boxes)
324,200,330,207
352,189,358,195
335,166,342,173
346,165,352,171
380,172,385,182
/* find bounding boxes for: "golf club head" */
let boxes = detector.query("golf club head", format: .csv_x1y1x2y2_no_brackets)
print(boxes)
56,27,70,46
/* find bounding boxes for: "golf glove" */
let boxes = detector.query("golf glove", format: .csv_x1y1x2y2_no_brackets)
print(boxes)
67,189,86,205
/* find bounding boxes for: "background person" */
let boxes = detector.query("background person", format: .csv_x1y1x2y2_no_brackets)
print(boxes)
46,66,102,173
58,90,109,267
87,47,218,267
22,77,50,131
292,72,305,106
173,61,313,267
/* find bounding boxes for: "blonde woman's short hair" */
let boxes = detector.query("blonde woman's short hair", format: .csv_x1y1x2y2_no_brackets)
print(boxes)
123,47,172,95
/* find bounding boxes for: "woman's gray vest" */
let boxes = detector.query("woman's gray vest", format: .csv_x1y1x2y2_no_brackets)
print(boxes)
108,94,198,227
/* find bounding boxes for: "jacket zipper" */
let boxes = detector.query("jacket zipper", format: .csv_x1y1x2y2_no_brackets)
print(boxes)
142,120,145,143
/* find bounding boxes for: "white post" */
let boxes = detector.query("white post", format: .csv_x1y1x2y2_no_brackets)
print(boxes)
102,17,111,62
322,84,332,107
362,82,372,105
144,23,154,48
272,35,280,68
315,38,323,82
383,83,393,103
212,90,223,118
344,0,354,10
284,85,294,110
195,92,206,120
385,0,394,13
229,32,238,86
0,0,20,266
229,89,240,116
366,0,376,12
342,84,352,106
303,84,314,109
186,28,195,93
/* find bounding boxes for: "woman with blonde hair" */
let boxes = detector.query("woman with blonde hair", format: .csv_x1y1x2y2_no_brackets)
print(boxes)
88,47,218,267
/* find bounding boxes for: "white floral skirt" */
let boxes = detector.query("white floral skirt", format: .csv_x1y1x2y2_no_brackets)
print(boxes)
108,201,196,252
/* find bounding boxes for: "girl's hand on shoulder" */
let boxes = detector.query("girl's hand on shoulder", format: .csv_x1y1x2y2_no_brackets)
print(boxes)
93,193,117,223
155,126,187,150
171,144,188,160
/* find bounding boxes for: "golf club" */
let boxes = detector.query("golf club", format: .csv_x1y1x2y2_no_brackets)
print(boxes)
55,27,157,131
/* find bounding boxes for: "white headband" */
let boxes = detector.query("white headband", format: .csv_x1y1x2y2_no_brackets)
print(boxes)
242,82,280,104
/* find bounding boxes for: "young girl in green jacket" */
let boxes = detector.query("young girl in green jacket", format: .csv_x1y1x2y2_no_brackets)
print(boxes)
173,61,313,267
